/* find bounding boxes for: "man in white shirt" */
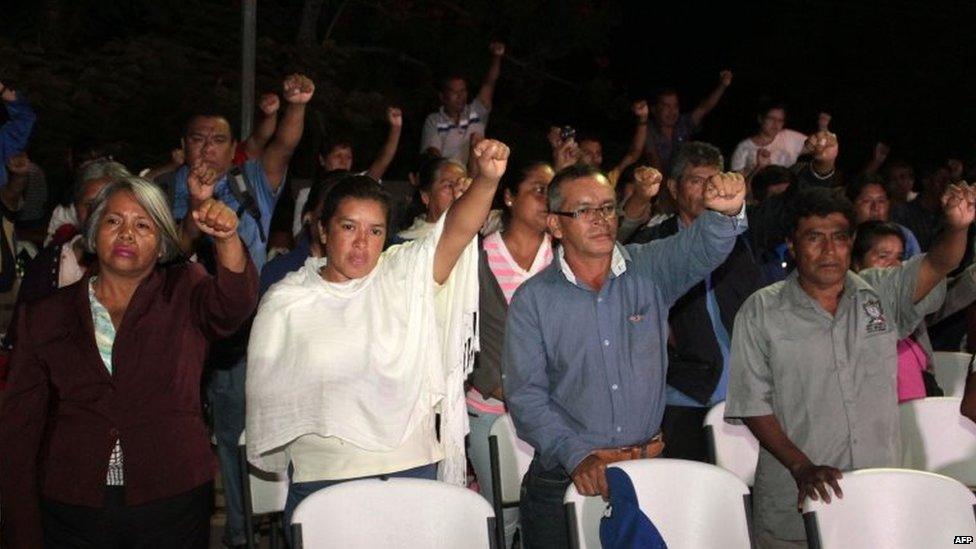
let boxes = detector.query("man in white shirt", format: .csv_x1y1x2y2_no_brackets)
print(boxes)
730,103,807,175
420,42,505,164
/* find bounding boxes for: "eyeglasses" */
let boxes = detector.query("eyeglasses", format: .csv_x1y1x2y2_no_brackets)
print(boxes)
551,203,617,221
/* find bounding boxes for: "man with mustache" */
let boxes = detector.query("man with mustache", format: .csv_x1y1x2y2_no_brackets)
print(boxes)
725,184,974,548
503,163,747,548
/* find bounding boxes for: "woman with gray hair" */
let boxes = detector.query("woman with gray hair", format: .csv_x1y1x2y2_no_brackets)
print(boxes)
0,176,258,548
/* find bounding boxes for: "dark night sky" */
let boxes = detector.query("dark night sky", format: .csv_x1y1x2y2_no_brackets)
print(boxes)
608,0,976,171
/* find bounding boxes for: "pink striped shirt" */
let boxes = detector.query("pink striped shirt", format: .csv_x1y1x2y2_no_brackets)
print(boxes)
483,231,554,304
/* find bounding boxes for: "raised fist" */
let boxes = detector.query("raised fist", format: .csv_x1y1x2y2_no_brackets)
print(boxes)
5,152,30,175
453,177,473,200
187,159,217,205
806,131,839,163
387,106,403,128
171,148,185,166
941,182,976,229
0,81,16,103
703,172,746,217
489,41,506,57
191,198,240,241
719,70,733,87
472,139,510,181
259,93,281,115
756,148,772,169
632,166,662,200
282,74,315,104
817,112,832,132
632,100,649,123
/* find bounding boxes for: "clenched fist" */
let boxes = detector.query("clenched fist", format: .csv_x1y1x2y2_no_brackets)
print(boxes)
259,93,281,115
489,41,506,57
805,131,839,163
187,159,218,206
632,100,649,123
632,166,662,200
942,182,976,230
719,69,733,87
191,198,239,241
472,139,510,181
282,74,315,104
703,172,746,217
387,106,403,128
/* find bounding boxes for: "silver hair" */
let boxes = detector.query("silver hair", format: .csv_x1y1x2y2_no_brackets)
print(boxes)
83,177,182,263
669,141,724,183
75,160,132,201
547,164,607,212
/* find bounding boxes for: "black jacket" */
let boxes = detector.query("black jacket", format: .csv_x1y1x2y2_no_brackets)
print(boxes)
629,216,765,404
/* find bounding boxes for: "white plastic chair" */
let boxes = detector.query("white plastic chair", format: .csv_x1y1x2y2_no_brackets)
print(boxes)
290,477,496,549
703,400,760,486
899,396,976,487
238,432,289,549
564,459,753,549
487,413,534,548
933,351,972,397
802,468,976,549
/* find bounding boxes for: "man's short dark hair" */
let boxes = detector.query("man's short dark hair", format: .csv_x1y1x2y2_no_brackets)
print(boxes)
319,175,394,229
547,164,606,212
652,87,679,105
439,73,467,93
845,172,889,203
183,111,238,140
852,220,906,265
786,186,856,239
320,139,354,157
752,165,796,202
670,141,723,183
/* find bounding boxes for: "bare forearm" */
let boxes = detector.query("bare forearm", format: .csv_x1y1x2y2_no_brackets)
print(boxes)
618,123,648,170
179,215,203,254
477,56,503,107
366,126,401,181
445,174,498,237
923,226,967,282
622,193,652,221
272,103,306,151
245,112,279,156
693,83,728,124
743,415,811,474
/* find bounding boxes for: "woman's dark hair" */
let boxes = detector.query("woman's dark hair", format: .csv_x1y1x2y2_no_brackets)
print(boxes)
417,156,464,192
319,175,394,228
498,160,552,226
852,220,906,266
303,170,351,219
786,186,857,239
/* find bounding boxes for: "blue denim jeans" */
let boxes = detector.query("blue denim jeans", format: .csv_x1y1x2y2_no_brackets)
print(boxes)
519,458,573,549
283,462,439,547
209,360,247,547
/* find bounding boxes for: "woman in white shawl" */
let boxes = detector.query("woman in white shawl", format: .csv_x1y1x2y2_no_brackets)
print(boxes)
247,139,509,529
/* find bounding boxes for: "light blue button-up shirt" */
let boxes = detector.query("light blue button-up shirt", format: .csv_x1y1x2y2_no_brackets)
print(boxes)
503,208,747,472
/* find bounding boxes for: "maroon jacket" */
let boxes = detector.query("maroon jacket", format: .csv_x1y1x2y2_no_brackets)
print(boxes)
0,259,258,548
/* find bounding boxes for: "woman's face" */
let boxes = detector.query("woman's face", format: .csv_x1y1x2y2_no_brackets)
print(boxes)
319,197,388,282
860,234,904,270
506,165,554,233
95,190,160,279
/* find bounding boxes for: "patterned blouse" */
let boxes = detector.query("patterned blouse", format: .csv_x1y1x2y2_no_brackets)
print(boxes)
89,277,124,486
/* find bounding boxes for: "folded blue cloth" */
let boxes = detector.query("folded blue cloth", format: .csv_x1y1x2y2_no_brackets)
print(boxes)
599,467,667,549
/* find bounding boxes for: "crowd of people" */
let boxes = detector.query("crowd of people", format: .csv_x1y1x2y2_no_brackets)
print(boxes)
0,40,975,549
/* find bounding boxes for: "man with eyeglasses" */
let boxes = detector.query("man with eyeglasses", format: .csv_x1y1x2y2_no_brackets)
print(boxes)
725,185,972,548
623,141,765,463
503,163,747,548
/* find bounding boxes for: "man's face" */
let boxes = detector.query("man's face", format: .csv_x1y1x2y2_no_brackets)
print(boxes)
668,164,719,222
422,163,466,221
759,108,786,138
319,197,388,282
860,234,904,270
439,78,468,116
578,139,603,168
789,213,853,289
75,176,111,226
887,166,915,199
183,116,236,176
853,183,891,223
320,145,354,171
547,175,617,260
652,93,680,128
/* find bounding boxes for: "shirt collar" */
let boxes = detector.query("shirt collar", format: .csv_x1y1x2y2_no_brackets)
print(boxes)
783,269,869,311
556,243,629,287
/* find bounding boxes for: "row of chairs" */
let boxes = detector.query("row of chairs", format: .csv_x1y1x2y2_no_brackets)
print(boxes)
239,352,974,548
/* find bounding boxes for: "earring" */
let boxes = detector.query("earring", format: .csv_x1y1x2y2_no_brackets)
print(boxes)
505,201,512,206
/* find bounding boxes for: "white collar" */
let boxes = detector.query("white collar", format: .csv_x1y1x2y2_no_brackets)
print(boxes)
556,243,628,287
